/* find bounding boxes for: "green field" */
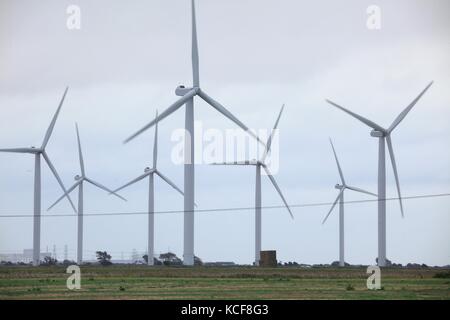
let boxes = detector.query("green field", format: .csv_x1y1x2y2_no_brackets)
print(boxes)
0,266,449,300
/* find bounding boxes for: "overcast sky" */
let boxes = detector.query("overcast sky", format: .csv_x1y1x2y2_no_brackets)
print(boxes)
0,0,449,265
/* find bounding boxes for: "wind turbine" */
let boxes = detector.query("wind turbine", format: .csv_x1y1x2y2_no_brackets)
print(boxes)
326,81,433,266
47,123,127,265
213,105,293,265
322,139,377,267
124,0,263,265
114,112,186,266
0,87,76,266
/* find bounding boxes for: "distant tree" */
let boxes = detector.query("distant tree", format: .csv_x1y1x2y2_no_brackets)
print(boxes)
331,261,350,267
96,251,112,266
159,252,177,261
62,259,76,266
194,256,203,266
375,257,392,267
42,256,58,266
155,258,162,265
142,255,162,265
159,252,182,266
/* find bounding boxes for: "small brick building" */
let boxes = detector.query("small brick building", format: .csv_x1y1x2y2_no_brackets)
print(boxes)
259,250,277,267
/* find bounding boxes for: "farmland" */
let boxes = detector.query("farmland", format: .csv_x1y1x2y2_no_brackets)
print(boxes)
0,265,449,300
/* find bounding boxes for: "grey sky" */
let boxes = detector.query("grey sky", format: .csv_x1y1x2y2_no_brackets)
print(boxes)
0,0,449,265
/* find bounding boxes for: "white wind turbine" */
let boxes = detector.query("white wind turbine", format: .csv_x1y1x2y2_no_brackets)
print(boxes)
326,81,433,266
47,123,126,265
322,139,377,267
124,0,263,265
213,105,293,265
114,112,186,266
0,87,76,266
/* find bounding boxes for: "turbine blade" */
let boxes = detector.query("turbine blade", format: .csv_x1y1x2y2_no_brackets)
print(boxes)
386,135,404,217
0,148,35,154
191,0,200,87
42,87,69,149
262,165,294,219
124,89,197,144
346,185,377,197
329,138,345,185
42,152,77,213
85,178,127,202
75,123,85,175
326,99,384,132
261,104,284,162
388,81,433,133
198,89,265,147
47,181,80,211
153,110,158,169
112,172,151,193
155,170,184,197
322,189,344,225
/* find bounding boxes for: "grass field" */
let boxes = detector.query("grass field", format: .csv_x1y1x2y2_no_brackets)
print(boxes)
0,266,449,300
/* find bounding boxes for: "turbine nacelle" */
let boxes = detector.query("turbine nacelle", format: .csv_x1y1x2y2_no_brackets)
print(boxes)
144,167,152,173
175,85,194,96
370,130,386,138
29,146,43,154
335,184,344,190
74,175,82,181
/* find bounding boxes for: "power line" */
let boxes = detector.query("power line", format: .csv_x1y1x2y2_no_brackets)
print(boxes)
0,192,448,219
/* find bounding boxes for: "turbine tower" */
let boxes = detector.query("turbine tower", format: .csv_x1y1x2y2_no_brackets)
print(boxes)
114,111,185,266
322,139,376,267
0,87,76,266
213,105,293,265
326,81,433,266
124,0,263,265
47,123,127,265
